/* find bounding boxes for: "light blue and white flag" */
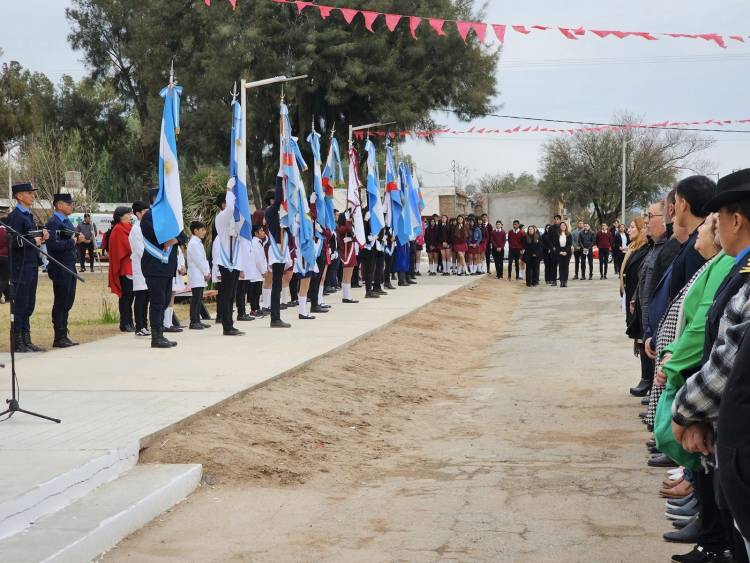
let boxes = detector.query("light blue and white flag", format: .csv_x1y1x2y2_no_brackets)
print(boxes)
322,137,344,232
230,99,252,240
403,164,423,237
152,82,183,244
398,162,415,242
364,139,386,235
385,142,405,243
306,129,328,229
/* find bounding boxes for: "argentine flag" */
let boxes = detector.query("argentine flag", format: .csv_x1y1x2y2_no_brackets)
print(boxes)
364,139,386,236
398,162,414,242
403,165,423,237
307,129,328,229
152,82,183,244
230,99,252,240
385,143,405,243
321,137,344,232
347,146,366,245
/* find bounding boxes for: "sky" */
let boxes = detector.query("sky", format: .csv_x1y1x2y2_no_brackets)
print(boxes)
2,0,750,189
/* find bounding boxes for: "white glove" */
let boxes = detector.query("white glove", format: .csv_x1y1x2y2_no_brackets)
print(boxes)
226,177,236,190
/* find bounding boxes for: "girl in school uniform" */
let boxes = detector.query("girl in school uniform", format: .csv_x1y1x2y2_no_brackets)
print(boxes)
452,215,469,276
555,222,573,287
336,212,359,303
438,214,451,276
522,225,542,287
425,216,440,276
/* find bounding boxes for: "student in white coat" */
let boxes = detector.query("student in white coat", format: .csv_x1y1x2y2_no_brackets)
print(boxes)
129,201,150,337
235,234,256,323
248,223,268,316
214,181,244,336
187,220,211,330
163,245,186,332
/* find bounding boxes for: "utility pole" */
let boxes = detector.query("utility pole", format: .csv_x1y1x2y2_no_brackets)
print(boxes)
621,138,630,223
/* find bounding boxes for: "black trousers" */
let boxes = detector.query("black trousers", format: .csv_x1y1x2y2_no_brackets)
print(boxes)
409,241,417,276
492,250,505,278
374,250,384,290
308,254,326,308
51,270,77,331
638,342,655,383
599,248,610,276
525,257,540,286
485,246,492,272
574,249,583,278
613,249,625,274
719,444,750,556
134,290,149,331
326,257,340,288
214,281,222,321
289,274,299,302
12,267,38,332
384,252,394,281
79,242,95,270
361,248,375,292
271,262,284,321
694,466,731,553
118,275,134,328
543,253,555,282
508,249,521,279
218,266,240,331
235,280,248,316
190,287,204,324
0,256,9,300
146,276,172,333
249,281,262,311
581,250,594,277
558,254,571,283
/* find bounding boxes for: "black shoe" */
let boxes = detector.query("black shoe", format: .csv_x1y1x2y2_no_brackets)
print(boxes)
310,306,329,314
663,517,702,543
223,328,245,336
343,298,359,304
442,272,450,276
53,335,78,348
589,275,593,280
398,281,408,287
298,314,316,320
201,322,211,329
641,396,650,405
13,330,30,353
630,378,652,397
648,453,678,468
270,319,291,328
215,317,222,324
280,303,288,310
164,325,183,333
671,513,698,529
648,445,660,454
237,314,255,322
646,438,656,447
287,299,299,307
406,279,417,285
120,324,135,333
351,282,361,288
365,291,380,299
151,331,176,349
23,331,44,352
671,545,732,562
573,275,578,280
384,283,396,290
261,308,272,315
189,323,205,330
374,289,388,296
415,271,421,276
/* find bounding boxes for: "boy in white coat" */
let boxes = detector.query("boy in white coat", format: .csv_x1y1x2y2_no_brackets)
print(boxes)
187,221,211,329
248,223,268,316
129,201,150,336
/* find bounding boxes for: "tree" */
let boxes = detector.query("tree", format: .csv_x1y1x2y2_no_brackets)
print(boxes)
477,172,538,194
539,114,714,225
0,61,57,148
66,0,499,206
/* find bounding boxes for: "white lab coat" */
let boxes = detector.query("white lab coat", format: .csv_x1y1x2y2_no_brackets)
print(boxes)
187,235,210,289
211,238,221,284
172,246,188,293
128,219,147,291
247,236,268,282
214,189,240,271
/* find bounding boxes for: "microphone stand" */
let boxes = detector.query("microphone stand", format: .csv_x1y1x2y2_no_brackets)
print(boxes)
0,220,85,423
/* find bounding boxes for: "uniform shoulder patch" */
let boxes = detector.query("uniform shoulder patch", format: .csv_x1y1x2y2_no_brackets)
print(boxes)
741,256,750,274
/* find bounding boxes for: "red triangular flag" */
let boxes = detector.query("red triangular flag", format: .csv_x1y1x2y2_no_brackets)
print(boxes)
512,25,530,34
531,25,550,31
409,16,421,39
698,33,726,48
730,35,745,42
559,27,578,40
492,24,506,43
384,13,401,32
317,5,334,19
361,10,379,32
591,30,612,38
456,20,472,42
228,0,236,8
472,22,488,42
573,27,585,36
339,8,358,24
295,1,313,13
428,18,447,36
204,0,211,6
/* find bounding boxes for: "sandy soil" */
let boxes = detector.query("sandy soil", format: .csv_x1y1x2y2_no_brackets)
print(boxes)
105,276,675,562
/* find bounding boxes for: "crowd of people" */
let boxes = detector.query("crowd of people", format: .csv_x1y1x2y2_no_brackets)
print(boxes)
620,171,750,563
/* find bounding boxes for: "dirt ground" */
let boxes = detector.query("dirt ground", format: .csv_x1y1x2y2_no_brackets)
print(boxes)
104,276,676,563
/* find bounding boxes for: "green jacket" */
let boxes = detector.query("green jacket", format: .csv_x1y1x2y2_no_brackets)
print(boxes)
661,251,734,387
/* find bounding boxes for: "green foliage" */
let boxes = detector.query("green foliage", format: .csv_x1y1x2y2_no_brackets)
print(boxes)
99,293,119,324
539,114,714,224
0,61,57,147
183,164,228,238
477,172,538,194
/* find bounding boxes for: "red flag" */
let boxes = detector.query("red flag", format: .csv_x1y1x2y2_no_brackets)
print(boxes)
730,35,745,42
472,22,488,42
531,25,550,31
317,5,334,19
361,10,379,32
409,16,421,39
295,1,313,13
204,0,211,6
512,25,531,34
384,13,401,32
492,24,506,43
228,0,236,8
699,33,726,48
456,20,472,42
573,27,585,36
339,8,358,24
429,18,447,36
559,27,578,40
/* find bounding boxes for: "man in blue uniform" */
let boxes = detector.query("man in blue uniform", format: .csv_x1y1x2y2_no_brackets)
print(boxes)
4,183,48,352
44,193,83,348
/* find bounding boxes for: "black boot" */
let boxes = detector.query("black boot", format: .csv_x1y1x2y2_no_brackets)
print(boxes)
384,281,396,290
23,331,44,352
53,328,78,348
629,378,652,397
151,329,176,349
13,329,29,353
397,273,408,287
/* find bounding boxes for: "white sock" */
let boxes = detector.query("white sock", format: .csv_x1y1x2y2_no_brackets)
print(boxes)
262,288,271,308
318,285,324,304
282,288,290,302
298,296,308,316
343,283,352,300
163,307,173,328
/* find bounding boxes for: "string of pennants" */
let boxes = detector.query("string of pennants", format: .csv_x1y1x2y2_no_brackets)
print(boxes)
351,118,750,140
203,0,748,49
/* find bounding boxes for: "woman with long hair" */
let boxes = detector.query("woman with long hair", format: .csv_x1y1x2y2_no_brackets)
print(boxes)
522,225,542,287
336,212,359,303
542,224,555,285
555,222,572,287
438,214,451,276
466,216,479,274
107,206,135,332
447,217,457,274
425,216,440,276
452,215,468,275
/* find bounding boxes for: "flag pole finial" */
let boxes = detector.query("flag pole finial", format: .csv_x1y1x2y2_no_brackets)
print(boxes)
231,81,239,101
169,59,175,87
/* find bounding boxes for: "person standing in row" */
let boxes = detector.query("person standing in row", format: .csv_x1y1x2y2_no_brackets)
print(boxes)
482,214,492,275
452,215,469,276
579,222,595,280
612,223,629,275
187,221,211,330
542,224,557,286
44,193,83,348
438,214,452,276
107,206,135,333
129,201,150,337
507,220,524,280
522,225,542,287
76,213,97,272
490,221,506,280
571,220,584,280
596,223,613,279
214,181,244,336
555,221,572,287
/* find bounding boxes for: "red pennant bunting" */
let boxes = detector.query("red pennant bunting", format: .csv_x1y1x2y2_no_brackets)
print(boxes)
317,5,334,19
339,7,358,24
409,16,421,39
730,35,745,42
472,22,488,42
295,1,313,13
512,25,531,34
204,0,211,6
531,25,550,31
699,33,726,48
573,27,585,36
559,27,578,40
361,10,379,32
384,13,401,32
456,20,472,42
492,24,506,43
429,18,447,36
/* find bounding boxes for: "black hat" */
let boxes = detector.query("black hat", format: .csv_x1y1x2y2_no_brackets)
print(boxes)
703,169,750,213
132,201,149,214
53,193,73,205
11,183,36,196
113,206,131,222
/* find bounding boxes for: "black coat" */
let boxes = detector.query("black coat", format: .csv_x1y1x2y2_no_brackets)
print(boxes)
623,245,650,339
5,206,41,274
44,213,78,271
554,233,573,260
523,236,542,259
139,209,181,278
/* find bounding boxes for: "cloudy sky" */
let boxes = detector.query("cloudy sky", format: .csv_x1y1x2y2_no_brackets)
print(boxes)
3,0,750,188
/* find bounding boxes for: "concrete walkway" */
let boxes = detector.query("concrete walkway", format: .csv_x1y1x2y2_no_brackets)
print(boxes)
0,275,473,543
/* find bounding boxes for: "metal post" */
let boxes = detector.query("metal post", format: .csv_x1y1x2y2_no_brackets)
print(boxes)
621,139,627,223
7,146,11,201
